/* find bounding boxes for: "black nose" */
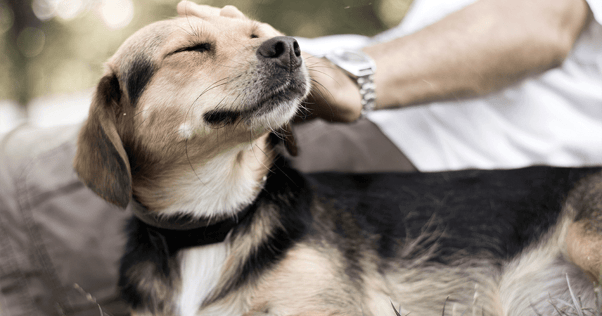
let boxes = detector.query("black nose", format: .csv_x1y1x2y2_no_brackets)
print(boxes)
256,36,302,71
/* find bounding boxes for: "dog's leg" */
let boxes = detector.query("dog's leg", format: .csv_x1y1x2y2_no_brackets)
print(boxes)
566,172,602,282
496,172,602,315
567,221,602,282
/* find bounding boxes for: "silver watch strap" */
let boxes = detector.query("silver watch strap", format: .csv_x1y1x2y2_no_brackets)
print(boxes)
358,74,376,116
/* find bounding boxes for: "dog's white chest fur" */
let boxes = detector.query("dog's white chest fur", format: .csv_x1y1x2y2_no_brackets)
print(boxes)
162,144,265,220
177,242,231,316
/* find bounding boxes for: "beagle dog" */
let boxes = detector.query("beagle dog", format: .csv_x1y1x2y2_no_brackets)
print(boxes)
73,8,602,316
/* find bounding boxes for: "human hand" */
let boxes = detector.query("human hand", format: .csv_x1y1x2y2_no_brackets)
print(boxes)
176,1,246,19
176,1,362,123
301,53,363,122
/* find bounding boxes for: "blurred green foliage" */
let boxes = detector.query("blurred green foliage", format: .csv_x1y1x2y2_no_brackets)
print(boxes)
0,0,411,105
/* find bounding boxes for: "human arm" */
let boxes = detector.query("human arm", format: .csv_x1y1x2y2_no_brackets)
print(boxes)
176,0,591,122
306,0,591,122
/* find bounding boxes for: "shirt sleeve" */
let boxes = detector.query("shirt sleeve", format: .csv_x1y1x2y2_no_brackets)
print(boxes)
586,0,602,24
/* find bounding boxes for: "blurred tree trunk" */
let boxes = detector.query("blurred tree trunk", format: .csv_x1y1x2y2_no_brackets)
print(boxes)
6,0,40,110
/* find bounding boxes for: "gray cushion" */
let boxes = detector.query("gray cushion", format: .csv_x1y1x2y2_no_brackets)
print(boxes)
0,124,130,316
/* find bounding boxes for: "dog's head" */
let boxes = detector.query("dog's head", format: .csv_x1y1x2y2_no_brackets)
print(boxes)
74,13,310,219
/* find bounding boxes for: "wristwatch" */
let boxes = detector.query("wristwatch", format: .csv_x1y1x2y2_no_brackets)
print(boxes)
324,48,377,115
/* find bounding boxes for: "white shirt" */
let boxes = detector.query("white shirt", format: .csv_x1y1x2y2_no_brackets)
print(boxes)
298,0,602,172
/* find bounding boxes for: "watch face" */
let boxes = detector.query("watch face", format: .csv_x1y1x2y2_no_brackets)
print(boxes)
326,49,376,78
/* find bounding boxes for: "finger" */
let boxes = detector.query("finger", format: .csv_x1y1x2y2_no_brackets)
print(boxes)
177,1,220,18
220,5,247,19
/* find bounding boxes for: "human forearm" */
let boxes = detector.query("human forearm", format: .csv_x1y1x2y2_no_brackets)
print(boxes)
363,0,591,110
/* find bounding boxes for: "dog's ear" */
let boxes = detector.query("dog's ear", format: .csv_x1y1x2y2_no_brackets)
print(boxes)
270,123,298,156
269,123,298,157
74,71,132,208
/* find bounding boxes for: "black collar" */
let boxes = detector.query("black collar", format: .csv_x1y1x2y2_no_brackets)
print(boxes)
129,200,252,231
127,200,254,254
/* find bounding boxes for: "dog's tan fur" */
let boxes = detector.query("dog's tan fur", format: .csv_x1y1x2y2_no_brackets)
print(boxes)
566,176,602,281
74,9,602,316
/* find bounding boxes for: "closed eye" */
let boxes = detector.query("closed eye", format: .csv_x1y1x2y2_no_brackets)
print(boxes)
174,43,211,54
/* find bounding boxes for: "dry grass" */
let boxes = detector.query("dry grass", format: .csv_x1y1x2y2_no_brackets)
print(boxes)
73,284,112,316
76,275,602,316
388,275,602,316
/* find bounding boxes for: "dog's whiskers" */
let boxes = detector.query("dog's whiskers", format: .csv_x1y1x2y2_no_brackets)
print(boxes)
182,77,234,183
298,77,336,118
184,137,205,185
175,25,196,38
181,2,201,38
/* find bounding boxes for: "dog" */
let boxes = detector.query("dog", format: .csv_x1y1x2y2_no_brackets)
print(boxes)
73,9,602,316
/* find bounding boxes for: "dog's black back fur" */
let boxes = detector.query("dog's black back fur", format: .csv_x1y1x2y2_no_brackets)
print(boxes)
309,166,601,268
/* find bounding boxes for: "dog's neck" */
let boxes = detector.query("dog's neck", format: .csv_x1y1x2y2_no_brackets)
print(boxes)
132,133,274,222
129,198,256,230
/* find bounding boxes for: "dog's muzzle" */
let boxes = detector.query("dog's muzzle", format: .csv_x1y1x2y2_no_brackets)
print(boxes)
203,36,307,126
